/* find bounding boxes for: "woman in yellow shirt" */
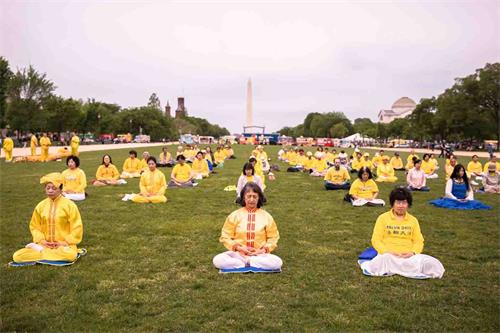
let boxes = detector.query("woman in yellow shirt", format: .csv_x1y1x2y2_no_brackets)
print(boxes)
467,155,483,185
10,172,85,266
214,146,226,166
348,167,385,206
390,152,405,171
39,133,51,162
376,156,398,182
192,151,210,179
70,133,80,156
122,157,167,203
311,154,329,177
92,154,124,186
121,150,142,178
2,135,14,162
359,187,445,279
168,154,197,187
405,150,419,170
30,133,38,156
421,154,438,179
213,182,282,272
61,156,87,201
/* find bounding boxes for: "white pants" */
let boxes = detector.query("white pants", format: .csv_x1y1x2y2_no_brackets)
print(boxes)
213,251,283,270
352,198,385,207
425,173,439,179
63,192,85,201
361,253,445,279
120,171,141,178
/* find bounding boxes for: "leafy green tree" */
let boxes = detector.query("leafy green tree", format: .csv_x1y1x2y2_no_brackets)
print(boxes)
147,93,161,110
6,65,56,131
44,96,83,133
0,57,12,127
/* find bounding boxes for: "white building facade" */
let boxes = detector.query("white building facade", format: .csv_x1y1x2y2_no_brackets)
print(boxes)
378,97,417,123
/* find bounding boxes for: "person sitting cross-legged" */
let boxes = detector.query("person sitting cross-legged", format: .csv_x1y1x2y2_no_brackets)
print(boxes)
235,163,264,204
482,163,500,193
213,182,282,272
375,156,398,182
122,157,167,203
121,150,142,178
406,159,430,192
61,155,87,201
168,154,197,188
92,154,126,186
324,158,351,190
191,151,210,179
157,147,174,167
359,187,445,279
347,167,385,206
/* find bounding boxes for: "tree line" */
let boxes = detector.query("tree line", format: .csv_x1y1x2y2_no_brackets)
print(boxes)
279,63,499,147
0,57,230,140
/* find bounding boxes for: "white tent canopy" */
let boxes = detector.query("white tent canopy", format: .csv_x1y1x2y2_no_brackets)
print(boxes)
341,133,376,142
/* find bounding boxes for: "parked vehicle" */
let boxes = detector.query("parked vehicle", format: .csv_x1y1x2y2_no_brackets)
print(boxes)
113,133,132,143
99,134,114,144
133,135,151,143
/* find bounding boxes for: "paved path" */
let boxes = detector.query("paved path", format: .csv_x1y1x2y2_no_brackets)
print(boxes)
362,146,494,158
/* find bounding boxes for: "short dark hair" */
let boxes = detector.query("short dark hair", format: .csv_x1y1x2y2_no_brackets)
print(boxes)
389,186,413,207
240,182,265,208
242,162,255,175
413,159,422,166
177,154,186,161
472,154,478,159
101,154,113,165
357,166,373,179
423,153,430,160
196,151,203,157
129,150,137,157
147,156,157,165
66,155,80,167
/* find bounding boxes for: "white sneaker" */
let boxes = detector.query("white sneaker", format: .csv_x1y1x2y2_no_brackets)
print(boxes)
117,179,127,185
192,183,198,187
122,194,131,201
471,180,479,186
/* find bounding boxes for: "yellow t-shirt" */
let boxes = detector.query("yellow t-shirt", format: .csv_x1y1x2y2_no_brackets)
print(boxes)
324,166,350,184
349,178,379,199
390,157,403,169
171,163,192,182
62,168,87,193
421,160,436,175
371,210,424,254
467,161,483,174
122,157,142,173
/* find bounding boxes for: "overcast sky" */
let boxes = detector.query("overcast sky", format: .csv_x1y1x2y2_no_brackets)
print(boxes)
1,0,498,133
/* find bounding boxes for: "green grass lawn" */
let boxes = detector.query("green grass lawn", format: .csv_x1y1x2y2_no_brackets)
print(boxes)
0,145,498,332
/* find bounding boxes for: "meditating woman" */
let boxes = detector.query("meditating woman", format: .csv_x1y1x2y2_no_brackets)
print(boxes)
168,154,197,187
359,187,445,279
139,151,151,172
351,152,363,172
311,153,328,177
92,154,124,186
157,147,174,167
421,153,439,179
123,157,167,203
236,163,264,204
405,150,419,170
445,156,458,180
249,156,266,189
11,173,84,266
376,156,398,182
121,150,142,178
348,167,385,206
324,158,351,190
429,164,491,210
390,152,405,171
467,155,483,185
406,159,429,191
302,151,315,173
61,156,87,201
482,163,500,193
39,133,51,162
429,153,439,170
213,182,282,271
192,151,210,179
214,146,226,166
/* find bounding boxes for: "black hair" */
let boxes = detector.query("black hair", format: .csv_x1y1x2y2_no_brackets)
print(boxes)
249,156,257,162
450,164,470,190
472,154,478,159
423,153,430,160
66,155,80,167
101,154,113,165
177,154,186,161
129,150,137,157
412,156,418,163
357,166,373,180
340,150,345,153
389,186,413,207
196,151,203,157
240,182,264,208
413,158,422,165
147,156,157,165
242,162,255,175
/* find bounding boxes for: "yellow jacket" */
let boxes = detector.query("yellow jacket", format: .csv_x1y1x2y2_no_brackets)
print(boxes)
70,135,80,149
2,137,13,151
406,154,419,169
351,158,363,171
314,159,328,172
325,152,336,163
219,207,279,252
349,178,379,199
214,151,226,164
467,161,482,174
159,152,172,164
29,195,83,245
192,158,209,176
377,163,396,178
62,168,87,193
361,159,373,169
96,164,120,180
287,152,298,165
390,157,403,169
140,169,166,196
171,163,192,182
30,135,38,148
421,160,436,175
371,210,424,254
303,157,315,170
122,157,142,173
40,136,51,148
324,166,350,184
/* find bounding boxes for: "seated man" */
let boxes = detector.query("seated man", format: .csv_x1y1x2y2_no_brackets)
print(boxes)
168,154,197,188
302,152,315,173
359,187,445,279
390,152,405,171
192,151,210,179
213,182,282,272
376,156,398,182
350,152,363,173
158,147,174,167
121,150,142,178
482,163,500,193
11,173,84,266
348,167,385,206
324,158,350,190
123,157,167,203
287,149,306,172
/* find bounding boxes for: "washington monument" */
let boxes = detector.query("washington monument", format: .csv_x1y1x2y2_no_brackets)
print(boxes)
246,78,253,127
